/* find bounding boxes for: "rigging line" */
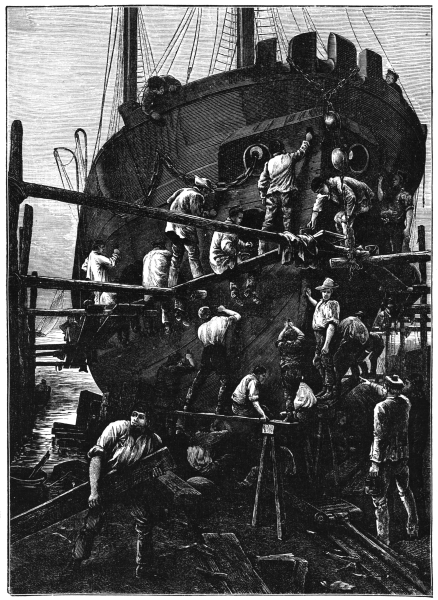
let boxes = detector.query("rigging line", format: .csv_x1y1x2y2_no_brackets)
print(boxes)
290,8,301,33
93,8,120,160
108,29,124,140
213,8,230,72
269,7,283,61
346,8,362,51
139,8,156,75
362,9,415,110
154,8,190,73
304,8,327,54
186,8,202,82
208,7,220,75
166,7,196,74
275,8,289,55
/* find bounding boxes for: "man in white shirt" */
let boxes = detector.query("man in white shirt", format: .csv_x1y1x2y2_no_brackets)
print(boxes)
142,240,172,335
306,278,340,402
257,128,313,254
184,305,241,415
165,176,213,287
231,366,269,420
82,239,120,304
362,374,418,546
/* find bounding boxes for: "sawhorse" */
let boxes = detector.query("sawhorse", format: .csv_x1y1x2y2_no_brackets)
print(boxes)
251,423,285,540
309,407,340,492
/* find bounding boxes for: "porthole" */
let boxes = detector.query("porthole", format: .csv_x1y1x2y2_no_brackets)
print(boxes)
348,144,370,174
243,144,270,172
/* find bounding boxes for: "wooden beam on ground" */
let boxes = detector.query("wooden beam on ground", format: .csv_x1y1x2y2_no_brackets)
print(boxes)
10,447,175,544
329,251,430,269
200,533,271,594
21,274,173,298
35,361,65,367
35,343,68,351
22,180,286,245
174,411,297,428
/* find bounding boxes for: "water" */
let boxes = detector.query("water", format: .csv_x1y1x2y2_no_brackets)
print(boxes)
12,330,102,472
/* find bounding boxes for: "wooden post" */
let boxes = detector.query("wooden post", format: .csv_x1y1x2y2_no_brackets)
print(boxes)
417,225,429,383
399,316,405,378
19,204,33,305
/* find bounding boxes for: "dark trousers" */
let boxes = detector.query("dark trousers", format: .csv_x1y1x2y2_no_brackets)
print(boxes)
187,344,229,411
72,488,154,567
313,330,335,387
280,364,302,413
333,338,364,386
168,238,203,287
261,191,294,233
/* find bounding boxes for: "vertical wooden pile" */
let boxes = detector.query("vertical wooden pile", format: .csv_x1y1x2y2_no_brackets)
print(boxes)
8,120,35,455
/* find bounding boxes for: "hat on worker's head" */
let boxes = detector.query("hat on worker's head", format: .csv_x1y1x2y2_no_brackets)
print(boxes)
386,69,399,82
198,306,211,320
394,169,408,185
311,176,326,193
384,374,405,390
315,278,339,291
354,311,365,319
194,176,214,192
130,398,150,416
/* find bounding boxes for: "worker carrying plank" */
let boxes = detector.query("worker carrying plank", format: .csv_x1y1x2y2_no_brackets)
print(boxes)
71,398,164,580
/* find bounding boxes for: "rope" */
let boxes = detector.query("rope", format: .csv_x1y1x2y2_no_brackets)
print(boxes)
362,10,415,110
290,8,301,33
208,8,220,75
166,8,196,75
107,26,124,140
186,7,202,83
303,8,327,56
154,8,191,74
93,8,119,161
346,8,362,51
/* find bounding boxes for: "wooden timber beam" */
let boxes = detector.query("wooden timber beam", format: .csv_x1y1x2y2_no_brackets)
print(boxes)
35,361,65,367
329,251,430,269
172,249,280,293
21,274,173,298
34,343,69,351
22,181,285,245
174,410,297,428
27,307,158,317
403,304,431,315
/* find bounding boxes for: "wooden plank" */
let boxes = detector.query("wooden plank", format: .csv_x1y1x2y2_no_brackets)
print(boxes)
174,410,297,428
27,307,158,317
22,275,173,298
403,304,430,315
10,447,175,544
34,343,69,351
155,470,201,508
35,361,65,367
329,251,430,269
23,180,287,245
255,554,308,594
202,533,271,594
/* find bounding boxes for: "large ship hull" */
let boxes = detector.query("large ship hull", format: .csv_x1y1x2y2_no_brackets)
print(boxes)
72,33,426,415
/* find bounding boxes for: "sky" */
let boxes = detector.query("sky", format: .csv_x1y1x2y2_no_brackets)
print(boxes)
7,6,432,307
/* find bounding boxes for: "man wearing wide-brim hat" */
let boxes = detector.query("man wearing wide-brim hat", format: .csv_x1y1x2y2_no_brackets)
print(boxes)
361,373,419,546
305,278,340,402
377,169,413,254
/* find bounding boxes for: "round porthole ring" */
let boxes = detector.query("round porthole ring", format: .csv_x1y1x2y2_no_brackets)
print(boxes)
348,143,370,174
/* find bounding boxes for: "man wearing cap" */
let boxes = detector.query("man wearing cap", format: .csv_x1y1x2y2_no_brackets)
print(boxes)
82,239,121,304
257,129,313,255
385,69,403,97
71,399,164,579
165,177,213,288
308,176,375,247
275,319,306,419
210,206,260,306
377,171,413,253
142,240,172,335
362,374,419,546
185,305,241,415
306,279,340,402
333,312,369,394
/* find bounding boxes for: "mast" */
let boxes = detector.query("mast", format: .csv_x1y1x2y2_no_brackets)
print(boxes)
123,7,138,104
236,8,255,68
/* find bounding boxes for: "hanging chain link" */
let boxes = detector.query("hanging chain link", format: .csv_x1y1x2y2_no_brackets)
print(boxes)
287,57,325,92
322,66,360,102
